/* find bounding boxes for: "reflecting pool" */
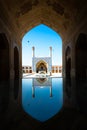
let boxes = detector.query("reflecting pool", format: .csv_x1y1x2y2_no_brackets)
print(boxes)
22,77,63,122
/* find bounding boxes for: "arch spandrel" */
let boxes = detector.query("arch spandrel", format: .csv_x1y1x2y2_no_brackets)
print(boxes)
19,6,65,41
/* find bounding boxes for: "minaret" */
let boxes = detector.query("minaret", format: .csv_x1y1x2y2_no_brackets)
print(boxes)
49,46,52,75
32,46,35,73
49,46,52,57
32,46,35,57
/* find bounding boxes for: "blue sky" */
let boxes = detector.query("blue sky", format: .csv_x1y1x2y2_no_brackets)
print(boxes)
22,24,62,66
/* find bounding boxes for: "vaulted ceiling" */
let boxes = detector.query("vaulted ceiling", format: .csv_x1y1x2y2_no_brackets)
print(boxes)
0,0,87,43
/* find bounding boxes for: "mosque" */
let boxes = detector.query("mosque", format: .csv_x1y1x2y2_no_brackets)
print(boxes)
32,46,52,75
22,46,62,75
0,0,87,129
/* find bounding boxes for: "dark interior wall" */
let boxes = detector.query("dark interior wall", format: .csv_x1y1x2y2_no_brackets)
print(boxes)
75,33,87,113
66,58,71,79
14,47,19,79
65,46,71,80
76,33,87,81
65,46,71,90
0,33,9,81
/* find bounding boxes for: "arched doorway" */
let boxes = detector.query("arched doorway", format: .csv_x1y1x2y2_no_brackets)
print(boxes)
76,33,87,82
36,60,47,73
14,47,19,79
0,33,9,81
65,46,71,86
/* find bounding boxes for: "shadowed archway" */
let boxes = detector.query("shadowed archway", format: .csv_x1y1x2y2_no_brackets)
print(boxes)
76,33,87,82
0,33,9,81
0,33,10,118
75,33,87,113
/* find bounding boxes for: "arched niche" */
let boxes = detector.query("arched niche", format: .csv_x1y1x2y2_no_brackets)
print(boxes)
0,33,9,81
22,24,62,75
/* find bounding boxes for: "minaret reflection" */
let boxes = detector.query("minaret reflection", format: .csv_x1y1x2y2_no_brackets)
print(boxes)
32,78,52,98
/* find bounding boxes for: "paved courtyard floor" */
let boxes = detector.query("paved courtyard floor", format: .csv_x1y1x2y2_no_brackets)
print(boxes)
23,73,62,78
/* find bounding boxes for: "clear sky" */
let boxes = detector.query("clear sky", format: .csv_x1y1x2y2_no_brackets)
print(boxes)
22,24,62,66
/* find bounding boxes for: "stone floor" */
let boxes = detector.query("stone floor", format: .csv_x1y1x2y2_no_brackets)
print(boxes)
23,73,62,78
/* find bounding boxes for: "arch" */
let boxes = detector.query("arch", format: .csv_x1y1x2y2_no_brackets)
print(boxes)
21,22,63,42
0,33,9,81
36,60,47,73
75,33,87,82
22,24,62,75
36,78,47,83
65,46,71,86
14,47,19,79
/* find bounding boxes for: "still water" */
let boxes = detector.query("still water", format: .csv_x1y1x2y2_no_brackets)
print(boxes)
22,77,63,122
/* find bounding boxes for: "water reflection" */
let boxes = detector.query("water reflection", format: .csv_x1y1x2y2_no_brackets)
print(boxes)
0,78,87,129
22,77,63,122
32,78,52,97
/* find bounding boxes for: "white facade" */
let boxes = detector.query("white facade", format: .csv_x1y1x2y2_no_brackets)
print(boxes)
32,46,52,74
32,57,52,73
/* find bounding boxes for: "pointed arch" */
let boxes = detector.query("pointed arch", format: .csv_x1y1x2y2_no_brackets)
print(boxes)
36,60,47,73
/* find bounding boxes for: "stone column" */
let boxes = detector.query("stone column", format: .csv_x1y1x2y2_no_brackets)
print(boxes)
62,43,66,78
9,41,14,79
62,41,68,107
71,39,77,107
15,42,22,103
71,40,76,78
19,43,22,79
